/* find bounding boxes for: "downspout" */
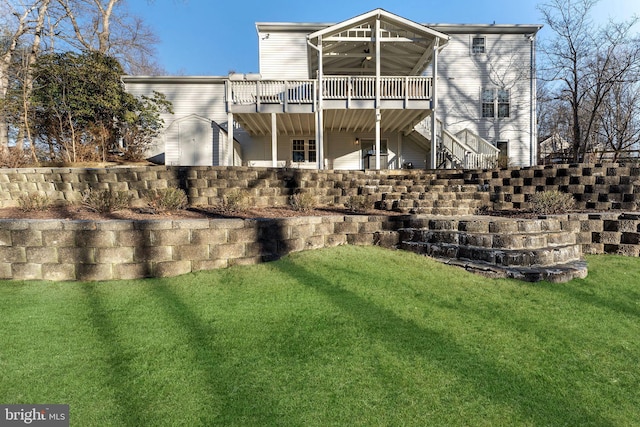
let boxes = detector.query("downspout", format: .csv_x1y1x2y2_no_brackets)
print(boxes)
307,36,324,169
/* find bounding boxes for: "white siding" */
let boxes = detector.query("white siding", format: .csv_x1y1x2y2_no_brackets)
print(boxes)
258,30,311,79
124,79,229,162
401,139,429,170
433,31,535,166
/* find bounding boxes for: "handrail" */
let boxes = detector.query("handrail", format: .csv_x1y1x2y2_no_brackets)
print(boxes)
454,128,500,156
418,119,499,169
227,76,433,105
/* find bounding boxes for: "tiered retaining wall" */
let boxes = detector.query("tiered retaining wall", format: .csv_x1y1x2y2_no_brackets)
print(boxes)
2,212,640,282
0,215,402,281
0,166,433,209
468,163,640,211
1,163,639,212
2,164,640,281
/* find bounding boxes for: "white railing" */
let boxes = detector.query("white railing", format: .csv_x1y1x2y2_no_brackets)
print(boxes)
323,76,432,100
420,119,499,169
228,80,316,105
455,128,500,157
228,76,433,105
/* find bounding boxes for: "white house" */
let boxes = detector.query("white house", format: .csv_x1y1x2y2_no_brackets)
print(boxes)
123,9,542,170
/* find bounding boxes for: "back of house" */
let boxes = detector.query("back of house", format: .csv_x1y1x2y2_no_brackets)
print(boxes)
123,9,541,170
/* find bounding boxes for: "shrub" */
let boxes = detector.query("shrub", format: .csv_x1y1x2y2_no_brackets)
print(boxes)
17,193,51,212
82,189,132,213
530,190,575,215
221,189,251,212
142,188,188,212
345,195,374,213
289,192,316,212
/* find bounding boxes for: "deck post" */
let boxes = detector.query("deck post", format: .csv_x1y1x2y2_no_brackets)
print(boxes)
317,35,324,169
271,113,278,167
375,14,381,170
430,39,439,169
227,112,234,166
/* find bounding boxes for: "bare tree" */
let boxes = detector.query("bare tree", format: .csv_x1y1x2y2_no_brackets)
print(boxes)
538,0,640,162
597,78,640,161
56,0,163,74
1,0,37,155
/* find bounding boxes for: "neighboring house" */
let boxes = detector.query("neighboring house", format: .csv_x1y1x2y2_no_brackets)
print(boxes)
123,9,542,170
539,133,572,164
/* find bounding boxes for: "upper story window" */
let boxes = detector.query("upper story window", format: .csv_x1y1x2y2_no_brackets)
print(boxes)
482,88,510,118
472,36,486,54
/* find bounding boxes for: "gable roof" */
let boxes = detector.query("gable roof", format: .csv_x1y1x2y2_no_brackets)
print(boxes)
306,8,450,76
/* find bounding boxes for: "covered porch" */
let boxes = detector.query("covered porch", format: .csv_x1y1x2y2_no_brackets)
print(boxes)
224,9,450,170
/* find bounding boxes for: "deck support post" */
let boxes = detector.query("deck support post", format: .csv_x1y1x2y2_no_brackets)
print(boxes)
227,112,234,166
271,113,278,167
430,39,439,169
317,35,324,169
375,15,381,170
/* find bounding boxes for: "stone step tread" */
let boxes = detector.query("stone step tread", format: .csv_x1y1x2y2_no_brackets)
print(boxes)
397,208,481,215
436,258,588,283
400,241,582,267
400,229,577,249
404,217,566,233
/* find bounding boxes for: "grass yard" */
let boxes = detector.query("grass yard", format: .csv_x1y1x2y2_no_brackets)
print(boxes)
1,246,639,426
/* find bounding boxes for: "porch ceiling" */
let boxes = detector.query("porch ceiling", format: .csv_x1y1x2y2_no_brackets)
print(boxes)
307,8,449,76
234,109,430,136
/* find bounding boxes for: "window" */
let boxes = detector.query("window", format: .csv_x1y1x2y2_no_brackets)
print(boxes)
472,36,486,54
292,139,305,162
291,139,316,163
497,89,510,118
482,89,495,118
481,88,510,118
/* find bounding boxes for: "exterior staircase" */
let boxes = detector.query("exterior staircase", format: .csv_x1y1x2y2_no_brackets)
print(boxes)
359,172,491,216
411,118,500,170
396,216,588,283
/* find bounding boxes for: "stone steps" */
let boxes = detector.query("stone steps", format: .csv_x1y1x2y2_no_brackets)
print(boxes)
395,215,587,282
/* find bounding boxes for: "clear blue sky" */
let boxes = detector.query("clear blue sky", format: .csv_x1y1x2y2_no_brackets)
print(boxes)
128,0,640,76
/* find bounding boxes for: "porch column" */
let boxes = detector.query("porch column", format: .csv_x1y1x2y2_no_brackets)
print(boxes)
227,112,234,166
430,39,440,169
374,15,381,170
271,113,278,167
317,35,324,169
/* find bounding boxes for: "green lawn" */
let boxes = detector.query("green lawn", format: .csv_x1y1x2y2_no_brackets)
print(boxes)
1,246,639,426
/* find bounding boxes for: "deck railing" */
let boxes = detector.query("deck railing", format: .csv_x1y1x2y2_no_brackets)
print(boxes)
421,119,499,169
228,76,433,105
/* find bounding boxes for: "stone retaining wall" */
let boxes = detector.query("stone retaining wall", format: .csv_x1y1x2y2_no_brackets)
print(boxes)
0,166,430,209
0,215,401,282
0,163,639,212
468,163,640,211
1,212,639,282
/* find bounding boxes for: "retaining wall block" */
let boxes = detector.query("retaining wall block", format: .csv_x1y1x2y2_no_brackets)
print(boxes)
211,243,245,260
42,264,76,281
153,260,191,278
134,246,172,263
325,234,348,247
12,263,43,280
173,245,210,262
96,247,135,264
76,263,113,281
26,247,58,264
113,263,150,280
278,238,305,254
151,229,190,246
